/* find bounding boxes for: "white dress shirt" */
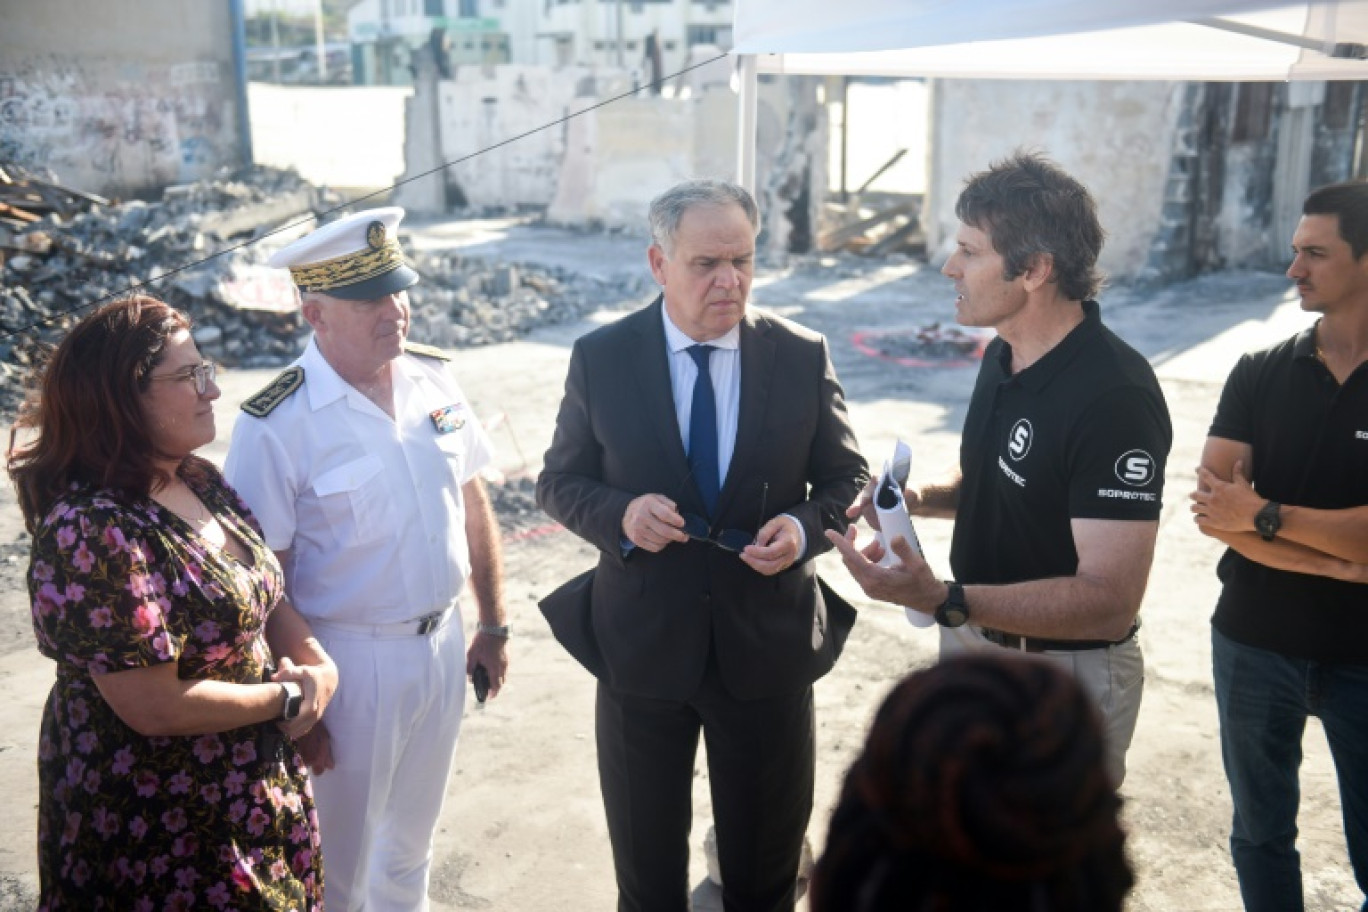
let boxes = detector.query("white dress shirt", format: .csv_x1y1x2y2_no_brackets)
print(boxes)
660,307,806,555
662,307,741,486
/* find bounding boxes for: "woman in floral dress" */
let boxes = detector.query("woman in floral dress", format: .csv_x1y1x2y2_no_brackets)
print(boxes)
9,297,337,910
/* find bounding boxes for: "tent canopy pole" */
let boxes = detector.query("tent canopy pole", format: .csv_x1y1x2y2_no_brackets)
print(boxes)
1195,15,1367,56
736,54,759,192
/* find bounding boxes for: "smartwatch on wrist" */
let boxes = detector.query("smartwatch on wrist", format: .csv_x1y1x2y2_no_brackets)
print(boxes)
1254,501,1282,542
278,682,304,722
934,581,969,628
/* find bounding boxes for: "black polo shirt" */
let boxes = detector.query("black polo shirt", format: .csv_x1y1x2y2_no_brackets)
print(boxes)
1209,322,1368,663
950,301,1172,587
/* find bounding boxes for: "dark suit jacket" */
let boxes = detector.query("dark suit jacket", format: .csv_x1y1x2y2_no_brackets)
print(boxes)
537,297,869,702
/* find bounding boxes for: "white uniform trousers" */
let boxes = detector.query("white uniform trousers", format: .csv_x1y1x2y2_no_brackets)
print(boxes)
940,624,1144,787
309,612,467,912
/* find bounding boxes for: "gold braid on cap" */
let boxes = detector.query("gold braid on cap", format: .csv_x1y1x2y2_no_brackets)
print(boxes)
288,238,406,293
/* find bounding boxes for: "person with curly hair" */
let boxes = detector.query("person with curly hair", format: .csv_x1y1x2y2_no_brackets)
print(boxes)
809,654,1133,912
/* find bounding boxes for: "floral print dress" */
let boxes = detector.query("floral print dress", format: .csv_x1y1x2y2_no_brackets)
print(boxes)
30,465,323,911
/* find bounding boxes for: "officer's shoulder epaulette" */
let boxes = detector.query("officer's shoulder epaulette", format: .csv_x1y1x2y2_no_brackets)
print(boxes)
240,366,304,418
404,341,452,362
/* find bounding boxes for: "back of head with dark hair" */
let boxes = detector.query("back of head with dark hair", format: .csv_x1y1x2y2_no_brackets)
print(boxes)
809,654,1133,912
8,296,196,531
1303,181,1368,260
955,151,1106,302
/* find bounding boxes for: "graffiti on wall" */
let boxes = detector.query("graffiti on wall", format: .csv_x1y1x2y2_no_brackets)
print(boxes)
0,56,234,193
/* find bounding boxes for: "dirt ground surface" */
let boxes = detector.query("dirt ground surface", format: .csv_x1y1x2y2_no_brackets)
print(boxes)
0,220,1359,911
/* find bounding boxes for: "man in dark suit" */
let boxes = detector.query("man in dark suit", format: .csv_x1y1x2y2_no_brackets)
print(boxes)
537,179,868,912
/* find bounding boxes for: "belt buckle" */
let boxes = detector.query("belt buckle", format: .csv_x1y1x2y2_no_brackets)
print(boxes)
416,612,442,635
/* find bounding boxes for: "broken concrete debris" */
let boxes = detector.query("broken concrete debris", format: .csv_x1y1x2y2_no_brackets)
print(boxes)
0,162,654,424
0,162,327,418
406,250,653,349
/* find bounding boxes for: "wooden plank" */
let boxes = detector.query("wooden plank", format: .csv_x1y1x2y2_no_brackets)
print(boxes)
0,203,40,223
854,148,908,195
865,218,924,257
817,201,917,252
26,177,109,208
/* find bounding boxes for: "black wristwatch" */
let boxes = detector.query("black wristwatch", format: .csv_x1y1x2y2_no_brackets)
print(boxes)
1255,501,1282,542
935,581,969,628
278,682,304,721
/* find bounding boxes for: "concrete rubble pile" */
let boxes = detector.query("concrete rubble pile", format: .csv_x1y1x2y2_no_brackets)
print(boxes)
0,162,327,416
405,250,653,349
484,475,542,537
0,161,655,425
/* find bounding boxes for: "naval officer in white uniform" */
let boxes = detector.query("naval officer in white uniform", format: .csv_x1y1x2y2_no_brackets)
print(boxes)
225,207,509,911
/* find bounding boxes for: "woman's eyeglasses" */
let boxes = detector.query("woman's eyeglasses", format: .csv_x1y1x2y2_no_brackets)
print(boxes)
149,361,217,396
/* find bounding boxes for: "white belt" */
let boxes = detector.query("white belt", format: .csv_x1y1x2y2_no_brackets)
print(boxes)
310,605,457,638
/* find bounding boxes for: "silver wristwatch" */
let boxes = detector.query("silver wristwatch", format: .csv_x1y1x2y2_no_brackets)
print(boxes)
477,623,511,638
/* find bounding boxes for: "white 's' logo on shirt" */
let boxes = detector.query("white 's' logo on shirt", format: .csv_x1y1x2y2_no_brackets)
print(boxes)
1007,419,1033,461
1115,450,1156,486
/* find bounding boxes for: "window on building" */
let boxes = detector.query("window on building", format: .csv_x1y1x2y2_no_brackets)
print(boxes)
663,40,677,50
458,0,477,15
424,0,443,15
687,24,733,48
1232,83,1275,143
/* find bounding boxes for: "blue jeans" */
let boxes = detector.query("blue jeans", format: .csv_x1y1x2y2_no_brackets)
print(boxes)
1212,627,1368,912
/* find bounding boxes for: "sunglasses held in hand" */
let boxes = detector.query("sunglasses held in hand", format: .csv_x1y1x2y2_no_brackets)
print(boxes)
680,482,768,553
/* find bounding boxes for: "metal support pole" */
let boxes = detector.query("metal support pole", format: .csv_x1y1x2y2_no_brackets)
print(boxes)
616,0,625,67
315,0,327,82
270,0,282,83
736,54,758,193
230,0,254,166
840,76,849,202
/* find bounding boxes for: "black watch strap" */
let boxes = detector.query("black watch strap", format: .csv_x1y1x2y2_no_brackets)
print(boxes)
935,581,969,628
1255,500,1282,542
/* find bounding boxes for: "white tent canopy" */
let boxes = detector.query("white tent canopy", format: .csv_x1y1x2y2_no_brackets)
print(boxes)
731,1,1368,186
735,2,1368,81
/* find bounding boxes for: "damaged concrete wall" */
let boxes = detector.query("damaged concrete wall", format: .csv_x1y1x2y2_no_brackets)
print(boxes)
0,0,245,197
439,65,593,211
401,62,751,230
925,80,1182,283
549,82,741,227
755,75,828,257
1185,81,1361,275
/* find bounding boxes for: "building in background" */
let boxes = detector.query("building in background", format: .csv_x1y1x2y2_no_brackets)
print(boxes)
348,0,522,84
0,0,249,197
536,0,732,75
347,0,731,84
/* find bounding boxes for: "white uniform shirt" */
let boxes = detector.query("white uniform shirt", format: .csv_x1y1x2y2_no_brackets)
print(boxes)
225,337,494,624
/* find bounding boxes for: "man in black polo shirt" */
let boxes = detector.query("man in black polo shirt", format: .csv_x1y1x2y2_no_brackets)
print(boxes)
1190,181,1368,912
829,152,1172,786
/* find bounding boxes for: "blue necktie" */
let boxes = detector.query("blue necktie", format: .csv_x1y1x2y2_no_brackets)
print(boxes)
686,344,720,516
